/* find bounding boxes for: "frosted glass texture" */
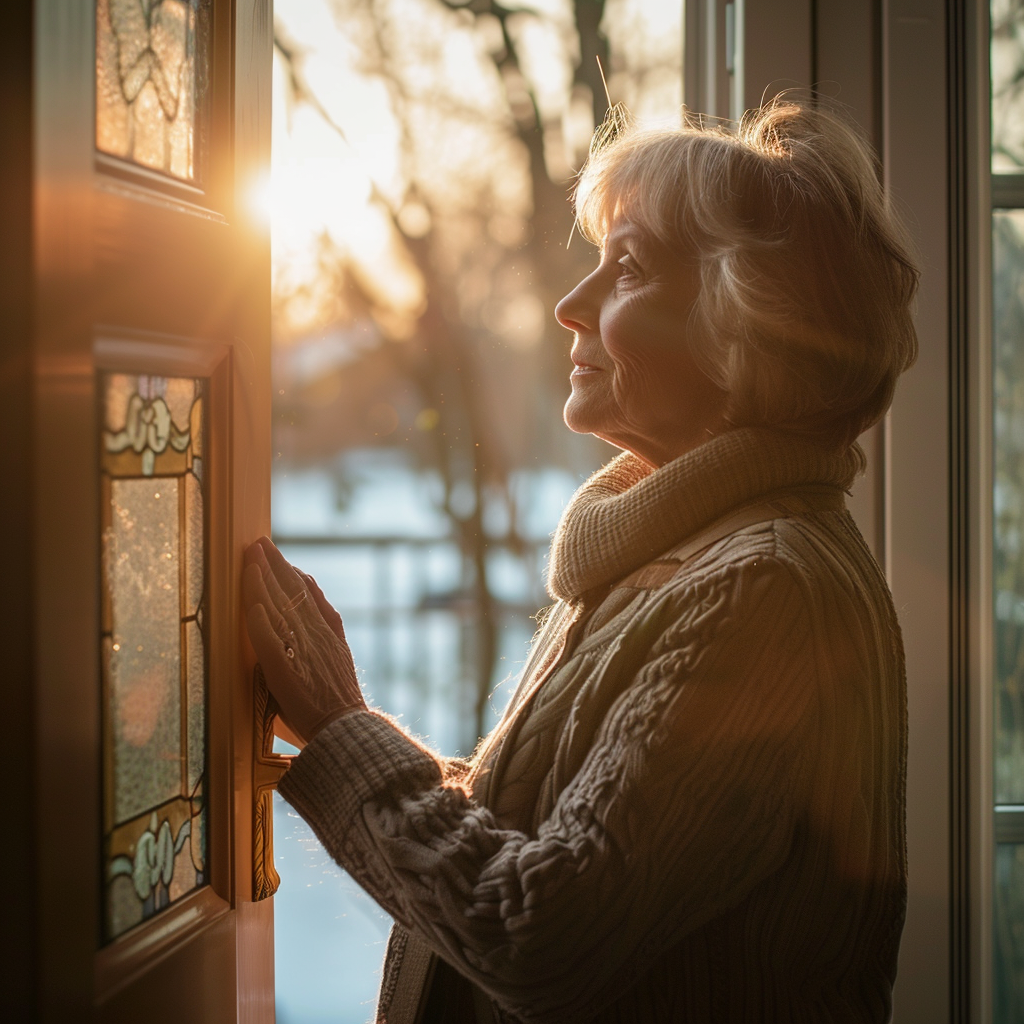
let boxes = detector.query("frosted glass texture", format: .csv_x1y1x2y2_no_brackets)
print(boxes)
109,477,182,822
101,372,208,943
95,0,211,181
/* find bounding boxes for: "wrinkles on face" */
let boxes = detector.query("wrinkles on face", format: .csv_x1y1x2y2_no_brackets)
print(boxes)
607,339,667,435
555,218,727,466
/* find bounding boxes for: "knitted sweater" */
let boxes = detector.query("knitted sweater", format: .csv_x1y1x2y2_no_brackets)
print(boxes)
278,428,908,1024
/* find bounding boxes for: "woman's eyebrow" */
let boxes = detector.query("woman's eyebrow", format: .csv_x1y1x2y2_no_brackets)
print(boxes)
605,225,643,246
601,228,646,257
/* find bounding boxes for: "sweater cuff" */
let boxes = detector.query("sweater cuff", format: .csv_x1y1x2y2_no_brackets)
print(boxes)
277,710,443,838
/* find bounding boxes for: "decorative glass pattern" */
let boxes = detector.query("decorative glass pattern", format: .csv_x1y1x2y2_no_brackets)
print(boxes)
95,0,211,181
101,372,207,943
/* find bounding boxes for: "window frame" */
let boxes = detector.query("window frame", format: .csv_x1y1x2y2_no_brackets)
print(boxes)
92,333,234,1000
710,0,992,1019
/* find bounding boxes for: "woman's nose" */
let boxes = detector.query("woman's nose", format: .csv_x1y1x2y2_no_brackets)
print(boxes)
555,274,596,332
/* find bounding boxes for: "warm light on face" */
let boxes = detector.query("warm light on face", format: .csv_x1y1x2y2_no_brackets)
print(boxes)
556,218,723,466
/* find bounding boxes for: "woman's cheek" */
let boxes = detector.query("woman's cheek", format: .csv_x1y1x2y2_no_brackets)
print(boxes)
609,346,663,412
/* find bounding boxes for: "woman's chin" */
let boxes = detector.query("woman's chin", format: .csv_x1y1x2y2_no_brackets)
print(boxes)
562,394,600,436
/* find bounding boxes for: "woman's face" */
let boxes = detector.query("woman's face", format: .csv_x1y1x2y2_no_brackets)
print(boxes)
555,217,728,467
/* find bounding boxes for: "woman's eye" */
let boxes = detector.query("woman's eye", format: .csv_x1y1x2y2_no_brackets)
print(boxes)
617,254,644,280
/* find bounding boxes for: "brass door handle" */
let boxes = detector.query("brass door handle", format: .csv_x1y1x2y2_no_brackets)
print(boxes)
252,664,295,901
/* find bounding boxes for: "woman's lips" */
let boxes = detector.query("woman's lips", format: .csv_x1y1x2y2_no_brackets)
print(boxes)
570,359,603,377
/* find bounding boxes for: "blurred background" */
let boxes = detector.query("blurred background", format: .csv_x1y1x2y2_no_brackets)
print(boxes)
264,1,684,1019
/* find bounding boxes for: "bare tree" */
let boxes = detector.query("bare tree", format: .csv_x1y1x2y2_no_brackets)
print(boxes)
272,0,670,742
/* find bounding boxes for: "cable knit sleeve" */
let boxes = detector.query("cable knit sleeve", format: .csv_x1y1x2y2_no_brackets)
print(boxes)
278,552,820,1024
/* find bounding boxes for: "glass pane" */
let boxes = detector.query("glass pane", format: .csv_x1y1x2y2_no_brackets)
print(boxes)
95,0,211,181
995,843,1024,1021
268,0,682,1016
108,476,182,822
994,210,1024,806
100,372,208,943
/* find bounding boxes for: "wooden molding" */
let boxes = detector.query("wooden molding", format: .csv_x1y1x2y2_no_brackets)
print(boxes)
94,886,230,1001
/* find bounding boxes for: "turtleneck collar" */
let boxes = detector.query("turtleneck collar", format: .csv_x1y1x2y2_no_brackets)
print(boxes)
546,428,863,602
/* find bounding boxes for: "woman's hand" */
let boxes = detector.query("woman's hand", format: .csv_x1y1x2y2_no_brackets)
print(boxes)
242,536,367,745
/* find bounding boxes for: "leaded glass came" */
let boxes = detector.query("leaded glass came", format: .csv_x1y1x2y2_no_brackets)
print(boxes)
100,372,208,943
95,0,211,181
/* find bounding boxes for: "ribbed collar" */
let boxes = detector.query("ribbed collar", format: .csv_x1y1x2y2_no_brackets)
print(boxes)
546,428,863,601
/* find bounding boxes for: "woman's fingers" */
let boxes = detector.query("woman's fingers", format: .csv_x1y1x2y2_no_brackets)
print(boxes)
241,559,272,620
242,561,292,644
256,537,308,604
298,570,347,643
246,542,296,616
243,537,367,744
245,602,295,685
242,539,267,569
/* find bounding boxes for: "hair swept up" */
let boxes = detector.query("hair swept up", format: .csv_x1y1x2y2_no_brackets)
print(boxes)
573,96,919,450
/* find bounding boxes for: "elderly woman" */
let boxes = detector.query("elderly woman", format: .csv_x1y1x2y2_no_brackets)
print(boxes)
243,99,917,1024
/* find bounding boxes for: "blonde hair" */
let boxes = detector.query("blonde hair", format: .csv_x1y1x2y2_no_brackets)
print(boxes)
574,98,919,449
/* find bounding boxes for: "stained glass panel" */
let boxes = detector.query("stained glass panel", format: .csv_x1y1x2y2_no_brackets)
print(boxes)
95,0,212,181
100,372,207,943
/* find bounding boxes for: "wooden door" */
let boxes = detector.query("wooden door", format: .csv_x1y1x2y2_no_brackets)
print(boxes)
31,1,275,1019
